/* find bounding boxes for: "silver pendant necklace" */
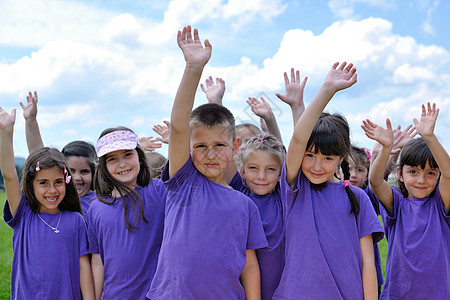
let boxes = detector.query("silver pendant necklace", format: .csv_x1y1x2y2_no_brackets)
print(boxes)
37,211,61,233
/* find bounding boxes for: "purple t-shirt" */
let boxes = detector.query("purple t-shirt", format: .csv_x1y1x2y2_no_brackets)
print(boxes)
230,172,285,300
380,186,450,299
363,185,384,287
80,190,96,215
87,179,166,299
3,195,88,300
273,163,384,300
147,157,268,300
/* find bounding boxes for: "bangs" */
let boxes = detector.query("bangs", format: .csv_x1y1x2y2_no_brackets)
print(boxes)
306,116,349,157
400,138,438,170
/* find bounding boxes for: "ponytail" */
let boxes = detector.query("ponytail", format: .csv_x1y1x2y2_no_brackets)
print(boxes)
341,159,360,216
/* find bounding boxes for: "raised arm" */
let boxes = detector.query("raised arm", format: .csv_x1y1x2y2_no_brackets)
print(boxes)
0,107,22,216
275,68,308,126
413,102,450,212
246,96,282,142
20,91,44,153
286,62,357,186
201,76,225,105
168,26,212,178
362,119,395,214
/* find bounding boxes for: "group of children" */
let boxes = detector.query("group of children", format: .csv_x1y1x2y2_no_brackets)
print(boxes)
1,25,449,300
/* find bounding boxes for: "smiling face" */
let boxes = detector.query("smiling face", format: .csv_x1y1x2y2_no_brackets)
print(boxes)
348,157,368,188
105,149,140,189
190,125,238,186
66,156,92,197
241,150,281,195
398,162,439,199
301,149,343,184
32,166,66,213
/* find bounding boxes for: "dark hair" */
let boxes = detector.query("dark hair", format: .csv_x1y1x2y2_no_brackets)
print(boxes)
397,137,439,198
307,112,360,215
145,152,167,179
349,145,370,189
93,126,151,232
190,103,236,140
22,147,82,214
62,141,98,190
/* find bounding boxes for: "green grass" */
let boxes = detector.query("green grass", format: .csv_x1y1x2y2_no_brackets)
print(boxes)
0,192,12,299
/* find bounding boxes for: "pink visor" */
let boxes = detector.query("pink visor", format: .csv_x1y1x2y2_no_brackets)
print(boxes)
96,130,140,157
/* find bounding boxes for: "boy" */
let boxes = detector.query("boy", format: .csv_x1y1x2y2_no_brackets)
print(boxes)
146,26,267,299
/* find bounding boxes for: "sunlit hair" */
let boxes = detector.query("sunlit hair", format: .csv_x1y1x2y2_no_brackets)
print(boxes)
397,137,439,198
307,112,360,215
189,103,236,140
350,145,370,189
93,126,151,232
236,123,261,138
241,133,286,168
145,152,167,179
22,147,81,215
62,140,98,190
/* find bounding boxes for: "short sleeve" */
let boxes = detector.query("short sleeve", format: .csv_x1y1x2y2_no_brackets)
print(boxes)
3,195,27,228
77,214,90,257
230,172,249,194
246,201,268,250
354,187,384,243
86,205,100,254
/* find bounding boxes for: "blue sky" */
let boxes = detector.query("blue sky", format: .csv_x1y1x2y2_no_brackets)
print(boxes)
0,0,449,158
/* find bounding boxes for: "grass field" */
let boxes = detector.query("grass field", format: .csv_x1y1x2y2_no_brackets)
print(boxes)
0,191,389,298
0,192,13,300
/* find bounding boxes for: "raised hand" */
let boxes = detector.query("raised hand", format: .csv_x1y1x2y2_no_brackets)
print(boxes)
361,118,394,148
275,68,307,107
0,107,16,133
246,97,273,120
392,124,417,151
20,91,38,120
413,102,439,138
139,136,162,152
177,25,212,68
201,76,225,104
152,120,170,144
324,62,357,92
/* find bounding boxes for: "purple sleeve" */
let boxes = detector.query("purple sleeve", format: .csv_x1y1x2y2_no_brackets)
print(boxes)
162,156,196,188
353,186,384,243
77,214,90,257
230,172,250,194
246,201,269,250
3,195,27,228
86,204,100,254
435,186,450,221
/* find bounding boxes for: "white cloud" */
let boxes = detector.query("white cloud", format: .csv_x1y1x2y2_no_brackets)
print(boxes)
393,64,435,84
328,0,395,19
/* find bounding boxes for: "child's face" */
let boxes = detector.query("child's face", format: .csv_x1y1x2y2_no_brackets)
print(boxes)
32,166,66,213
66,156,92,197
397,162,439,198
301,148,343,184
190,125,238,186
105,149,140,189
241,150,281,195
236,127,256,152
349,158,368,188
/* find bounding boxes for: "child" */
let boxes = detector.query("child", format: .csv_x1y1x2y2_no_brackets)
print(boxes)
62,141,98,213
0,107,94,299
144,151,167,179
230,133,286,300
147,26,267,300
87,126,166,299
21,91,98,214
273,62,384,300
349,145,384,296
362,103,450,299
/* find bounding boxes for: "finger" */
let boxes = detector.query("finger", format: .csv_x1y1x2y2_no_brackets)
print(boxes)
338,62,347,70
204,39,212,53
344,63,353,72
187,26,193,43
11,108,16,120
275,93,285,102
331,62,340,70
301,76,308,88
295,70,300,84
163,120,171,127
385,118,392,131
20,102,26,110
290,68,295,83
34,91,38,102
283,72,289,86
200,84,206,92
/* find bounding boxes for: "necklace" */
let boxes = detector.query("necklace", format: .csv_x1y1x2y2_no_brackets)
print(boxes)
37,211,61,233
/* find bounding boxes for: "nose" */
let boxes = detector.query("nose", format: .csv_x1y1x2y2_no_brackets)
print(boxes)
313,159,322,170
206,147,217,159
48,183,58,193
256,169,266,180
417,173,426,183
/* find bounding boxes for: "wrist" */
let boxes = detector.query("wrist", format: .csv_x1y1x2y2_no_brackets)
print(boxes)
185,63,206,73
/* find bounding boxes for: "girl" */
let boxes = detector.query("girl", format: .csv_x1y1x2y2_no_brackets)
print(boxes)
362,103,450,299
349,145,384,296
21,91,98,214
87,126,166,299
230,133,286,300
273,62,384,300
62,141,98,214
0,107,94,299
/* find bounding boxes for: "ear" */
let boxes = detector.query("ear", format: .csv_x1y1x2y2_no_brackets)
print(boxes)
397,166,404,182
232,137,240,156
